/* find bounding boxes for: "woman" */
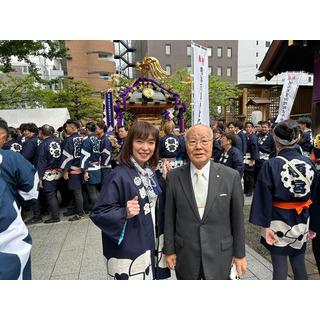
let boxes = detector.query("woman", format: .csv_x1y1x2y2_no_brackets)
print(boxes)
158,120,186,172
249,119,317,280
90,121,171,280
216,131,244,177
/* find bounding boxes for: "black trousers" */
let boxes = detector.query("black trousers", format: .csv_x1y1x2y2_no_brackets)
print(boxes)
244,170,254,194
33,190,60,219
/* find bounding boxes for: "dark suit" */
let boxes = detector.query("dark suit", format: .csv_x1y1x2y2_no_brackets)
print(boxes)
163,160,245,280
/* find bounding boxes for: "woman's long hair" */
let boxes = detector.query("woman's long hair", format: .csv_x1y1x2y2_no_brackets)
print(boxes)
116,121,160,170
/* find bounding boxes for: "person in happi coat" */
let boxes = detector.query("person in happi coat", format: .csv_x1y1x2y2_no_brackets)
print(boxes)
211,128,223,162
80,122,101,211
243,121,259,197
297,116,313,157
0,118,39,211
226,121,243,156
0,176,32,280
2,127,22,153
21,123,41,165
30,124,62,224
158,120,186,172
216,131,244,178
234,121,247,156
249,119,317,280
254,121,276,184
60,119,84,221
95,122,112,185
164,124,246,280
90,121,171,280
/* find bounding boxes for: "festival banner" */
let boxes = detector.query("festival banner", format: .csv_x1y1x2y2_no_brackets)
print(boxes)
104,91,114,130
276,72,302,123
192,43,210,126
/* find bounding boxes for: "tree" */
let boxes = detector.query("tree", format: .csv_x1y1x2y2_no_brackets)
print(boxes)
0,40,67,84
45,79,103,121
0,74,50,109
208,76,243,120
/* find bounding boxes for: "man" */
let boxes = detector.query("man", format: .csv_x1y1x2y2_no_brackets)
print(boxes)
29,124,62,224
0,118,39,210
297,116,313,157
164,124,246,280
234,120,247,156
80,122,101,210
118,125,128,152
226,121,243,155
59,119,84,221
254,121,276,183
211,128,223,162
95,122,112,185
255,121,263,136
2,127,22,153
243,121,259,197
0,118,38,279
21,123,41,165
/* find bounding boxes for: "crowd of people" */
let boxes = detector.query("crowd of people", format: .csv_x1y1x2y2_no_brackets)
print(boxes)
1,114,320,280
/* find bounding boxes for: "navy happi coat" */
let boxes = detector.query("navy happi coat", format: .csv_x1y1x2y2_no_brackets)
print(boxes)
0,177,32,280
34,136,61,192
80,133,101,185
99,134,112,184
216,146,244,177
90,164,170,280
249,148,317,256
60,132,83,190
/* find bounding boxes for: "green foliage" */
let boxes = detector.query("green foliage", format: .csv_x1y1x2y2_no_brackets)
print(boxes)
45,79,102,121
0,74,51,109
164,66,243,125
0,40,67,84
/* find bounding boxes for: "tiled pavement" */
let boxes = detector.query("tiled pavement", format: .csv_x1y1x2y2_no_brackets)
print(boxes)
24,197,319,280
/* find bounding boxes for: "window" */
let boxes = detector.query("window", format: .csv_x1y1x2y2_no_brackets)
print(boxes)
266,41,271,47
256,41,259,45
187,45,191,56
99,73,111,80
165,44,171,55
207,47,212,57
227,48,232,58
208,66,212,76
166,65,171,74
217,67,222,77
256,52,259,57
217,47,222,58
98,53,112,60
22,66,30,74
226,67,232,77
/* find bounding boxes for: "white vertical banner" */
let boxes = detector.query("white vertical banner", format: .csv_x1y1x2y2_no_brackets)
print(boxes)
192,43,210,126
276,72,302,123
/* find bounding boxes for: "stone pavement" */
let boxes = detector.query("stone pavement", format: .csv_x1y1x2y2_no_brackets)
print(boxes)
23,196,319,280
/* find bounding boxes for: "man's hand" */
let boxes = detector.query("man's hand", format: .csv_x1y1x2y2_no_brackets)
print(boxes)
84,171,89,182
165,254,176,270
63,170,69,180
231,257,247,278
126,196,140,219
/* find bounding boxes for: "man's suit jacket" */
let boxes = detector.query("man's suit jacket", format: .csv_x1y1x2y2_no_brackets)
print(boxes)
163,160,245,280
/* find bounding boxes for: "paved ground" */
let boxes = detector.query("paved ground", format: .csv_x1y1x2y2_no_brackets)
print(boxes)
24,196,319,280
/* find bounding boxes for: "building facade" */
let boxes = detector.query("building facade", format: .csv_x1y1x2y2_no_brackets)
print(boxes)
59,40,116,98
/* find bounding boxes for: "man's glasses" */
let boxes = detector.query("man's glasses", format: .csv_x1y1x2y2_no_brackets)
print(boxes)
187,138,213,147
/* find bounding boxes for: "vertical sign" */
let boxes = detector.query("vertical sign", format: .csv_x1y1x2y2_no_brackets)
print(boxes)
192,43,210,126
105,91,114,130
276,72,302,123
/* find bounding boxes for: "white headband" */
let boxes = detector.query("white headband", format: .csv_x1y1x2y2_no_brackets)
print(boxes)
274,133,300,146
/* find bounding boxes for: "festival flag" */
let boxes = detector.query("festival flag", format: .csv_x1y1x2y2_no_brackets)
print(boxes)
104,91,114,131
276,72,302,123
192,43,210,126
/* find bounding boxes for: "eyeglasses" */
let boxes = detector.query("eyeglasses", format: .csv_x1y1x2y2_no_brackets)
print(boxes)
187,138,213,147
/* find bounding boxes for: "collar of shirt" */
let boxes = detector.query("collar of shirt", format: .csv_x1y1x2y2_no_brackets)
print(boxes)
190,160,210,189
